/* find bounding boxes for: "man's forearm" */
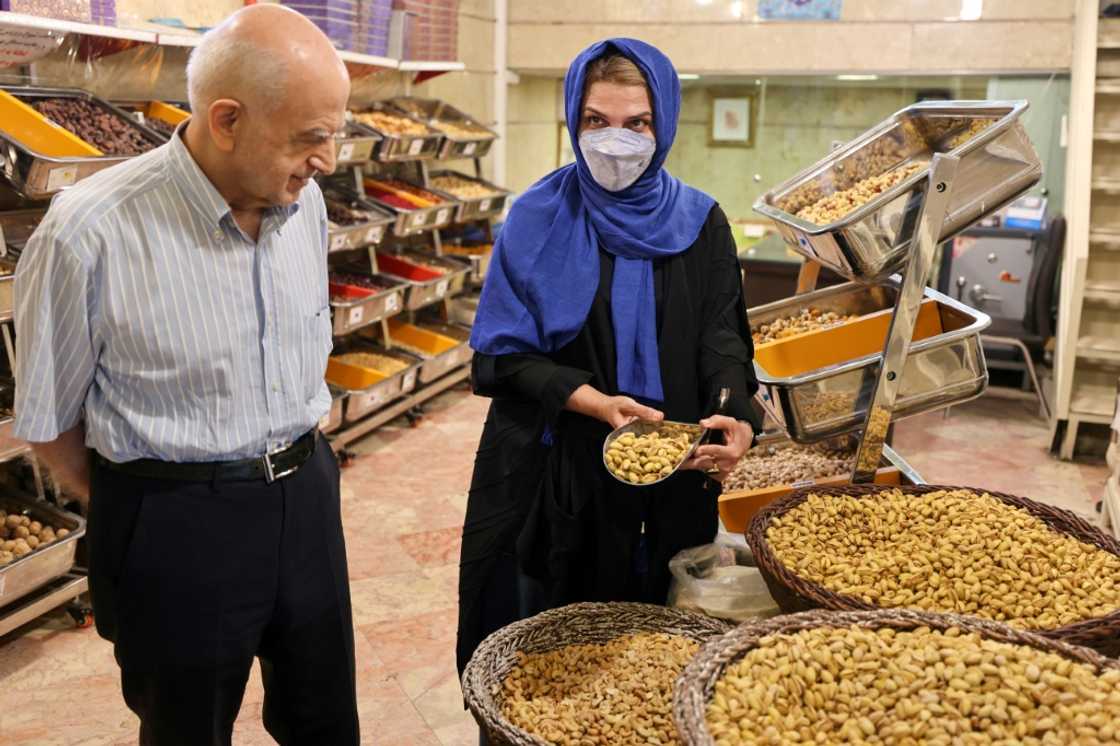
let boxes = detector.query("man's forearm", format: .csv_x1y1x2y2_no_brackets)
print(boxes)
31,423,91,501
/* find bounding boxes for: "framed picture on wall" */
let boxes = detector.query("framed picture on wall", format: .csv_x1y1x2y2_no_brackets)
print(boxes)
709,90,756,148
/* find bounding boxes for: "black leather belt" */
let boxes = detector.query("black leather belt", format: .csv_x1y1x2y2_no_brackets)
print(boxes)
95,430,318,484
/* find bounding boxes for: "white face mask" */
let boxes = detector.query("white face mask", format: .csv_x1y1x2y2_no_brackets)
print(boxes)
578,127,656,192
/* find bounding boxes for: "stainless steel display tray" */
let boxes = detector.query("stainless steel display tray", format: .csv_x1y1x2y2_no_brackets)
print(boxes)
402,319,474,384
350,103,444,162
751,278,991,443
0,491,85,611
754,100,1042,283
428,169,510,222
443,248,491,286
0,207,45,255
319,385,347,434
449,293,480,326
363,180,459,237
323,187,397,252
390,97,497,160
0,86,165,200
337,346,423,423
0,257,15,321
401,251,471,296
329,273,407,335
335,122,381,166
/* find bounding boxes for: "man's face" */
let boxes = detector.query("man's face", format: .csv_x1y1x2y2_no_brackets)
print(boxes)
232,75,348,209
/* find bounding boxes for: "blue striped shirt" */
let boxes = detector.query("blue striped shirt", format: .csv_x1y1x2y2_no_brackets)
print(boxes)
13,129,332,462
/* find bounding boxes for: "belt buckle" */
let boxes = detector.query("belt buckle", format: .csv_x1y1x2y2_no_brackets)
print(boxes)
262,444,298,484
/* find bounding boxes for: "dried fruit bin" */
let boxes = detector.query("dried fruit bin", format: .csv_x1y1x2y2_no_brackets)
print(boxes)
329,273,407,335
753,100,1041,283
387,319,472,383
0,256,17,321
111,100,190,141
0,491,85,611
428,169,511,222
349,102,444,162
325,345,422,423
0,86,163,199
746,484,1120,657
0,207,46,254
334,121,382,166
400,250,471,295
375,251,456,310
442,242,492,285
673,608,1120,746
319,385,347,435
323,186,396,252
751,278,991,443
390,97,497,160
463,602,732,746
718,435,922,535
363,177,458,236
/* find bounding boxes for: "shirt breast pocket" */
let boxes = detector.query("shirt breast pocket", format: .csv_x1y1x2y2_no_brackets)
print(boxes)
303,306,334,402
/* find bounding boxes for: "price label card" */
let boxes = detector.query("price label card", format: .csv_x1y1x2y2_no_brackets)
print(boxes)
386,293,401,313
330,233,348,252
411,211,427,228
337,142,355,162
46,165,78,192
463,141,477,156
479,198,492,212
403,370,418,391
408,138,424,156
364,226,383,245
436,208,450,224
436,280,449,297
348,306,365,325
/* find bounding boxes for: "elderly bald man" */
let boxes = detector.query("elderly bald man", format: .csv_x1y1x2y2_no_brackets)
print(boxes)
13,6,359,744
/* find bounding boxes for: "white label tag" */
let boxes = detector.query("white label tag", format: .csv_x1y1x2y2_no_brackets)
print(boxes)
463,141,477,156
436,208,450,224
338,142,355,162
360,388,385,409
436,280,449,297
403,370,418,390
408,138,424,156
348,306,364,325
411,211,427,228
319,413,331,430
479,198,492,212
46,165,78,192
330,233,347,251
386,293,400,312
364,226,383,245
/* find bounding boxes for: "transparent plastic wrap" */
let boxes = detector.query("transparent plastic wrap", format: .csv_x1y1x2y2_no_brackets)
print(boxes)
667,542,779,623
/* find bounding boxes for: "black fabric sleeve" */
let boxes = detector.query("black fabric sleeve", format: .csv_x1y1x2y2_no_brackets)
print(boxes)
472,352,593,424
697,208,764,435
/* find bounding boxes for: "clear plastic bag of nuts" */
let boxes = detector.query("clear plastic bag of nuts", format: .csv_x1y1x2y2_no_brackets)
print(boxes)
667,542,779,623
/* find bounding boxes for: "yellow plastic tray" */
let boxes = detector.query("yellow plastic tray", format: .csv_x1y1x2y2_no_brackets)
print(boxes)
387,320,460,355
0,90,101,157
754,298,944,378
325,357,390,391
144,100,189,127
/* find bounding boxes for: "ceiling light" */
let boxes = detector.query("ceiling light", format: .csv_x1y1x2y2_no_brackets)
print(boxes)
836,74,879,81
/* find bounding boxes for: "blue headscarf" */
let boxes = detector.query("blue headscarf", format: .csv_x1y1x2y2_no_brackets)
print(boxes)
469,38,715,403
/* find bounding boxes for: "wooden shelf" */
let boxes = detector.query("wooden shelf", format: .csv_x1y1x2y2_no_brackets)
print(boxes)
1097,80,1120,95
1070,382,1117,420
1090,230,1120,249
1078,336,1120,365
1093,130,1120,143
1085,280,1120,306
1092,178,1120,194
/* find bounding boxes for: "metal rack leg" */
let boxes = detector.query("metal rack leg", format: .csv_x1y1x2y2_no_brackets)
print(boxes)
852,154,961,482
980,334,1051,421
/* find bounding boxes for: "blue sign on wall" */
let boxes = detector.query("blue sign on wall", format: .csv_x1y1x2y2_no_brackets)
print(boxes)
758,0,843,21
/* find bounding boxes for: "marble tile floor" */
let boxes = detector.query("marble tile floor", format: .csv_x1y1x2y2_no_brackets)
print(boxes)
0,387,1110,745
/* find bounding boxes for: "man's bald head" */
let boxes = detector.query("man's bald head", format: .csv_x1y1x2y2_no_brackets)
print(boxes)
186,4,349,115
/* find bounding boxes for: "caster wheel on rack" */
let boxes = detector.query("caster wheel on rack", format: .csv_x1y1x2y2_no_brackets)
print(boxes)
67,605,94,629
337,449,356,469
406,407,424,428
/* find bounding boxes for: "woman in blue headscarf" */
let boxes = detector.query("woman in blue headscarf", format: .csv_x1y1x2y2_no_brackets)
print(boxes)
457,39,763,676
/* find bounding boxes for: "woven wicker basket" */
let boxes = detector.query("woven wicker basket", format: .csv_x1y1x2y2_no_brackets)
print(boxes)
461,601,734,746
746,483,1120,656
673,608,1120,745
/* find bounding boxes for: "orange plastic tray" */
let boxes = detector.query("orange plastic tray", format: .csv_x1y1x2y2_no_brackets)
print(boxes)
387,320,460,355
325,356,390,391
753,299,944,378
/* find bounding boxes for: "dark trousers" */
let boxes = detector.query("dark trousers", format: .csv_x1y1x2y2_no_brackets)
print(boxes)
87,434,359,746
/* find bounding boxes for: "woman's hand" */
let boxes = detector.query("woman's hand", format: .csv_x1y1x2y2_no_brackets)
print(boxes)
565,384,663,430
681,415,754,483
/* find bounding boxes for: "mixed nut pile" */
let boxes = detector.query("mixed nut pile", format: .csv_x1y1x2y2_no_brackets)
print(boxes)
767,489,1120,629
797,162,926,226
706,624,1120,745
430,174,501,200
605,425,699,485
0,509,71,566
334,351,410,375
752,308,858,346
502,632,698,746
34,98,154,156
724,441,853,492
354,110,430,137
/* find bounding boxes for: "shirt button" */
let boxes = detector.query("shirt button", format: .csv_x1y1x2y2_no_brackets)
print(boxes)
272,384,280,392
212,229,222,241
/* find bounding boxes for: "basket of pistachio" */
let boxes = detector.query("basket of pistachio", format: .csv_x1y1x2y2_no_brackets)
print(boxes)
746,484,1120,656
462,602,732,746
673,608,1120,745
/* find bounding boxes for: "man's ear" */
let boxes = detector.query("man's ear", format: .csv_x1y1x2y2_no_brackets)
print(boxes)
207,98,242,153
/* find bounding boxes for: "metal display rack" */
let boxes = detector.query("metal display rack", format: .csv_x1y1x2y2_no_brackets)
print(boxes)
752,100,1042,483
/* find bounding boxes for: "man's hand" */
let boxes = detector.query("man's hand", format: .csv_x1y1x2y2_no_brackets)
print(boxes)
30,424,91,505
565,385,664,429
681,415,754,483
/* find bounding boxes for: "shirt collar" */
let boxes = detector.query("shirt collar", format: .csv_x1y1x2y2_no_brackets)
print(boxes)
168,122,302,232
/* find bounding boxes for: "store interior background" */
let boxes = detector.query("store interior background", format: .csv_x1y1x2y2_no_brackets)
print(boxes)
4,1,1120,744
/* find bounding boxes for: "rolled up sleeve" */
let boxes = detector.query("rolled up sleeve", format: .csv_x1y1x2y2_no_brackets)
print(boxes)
13,229,96,442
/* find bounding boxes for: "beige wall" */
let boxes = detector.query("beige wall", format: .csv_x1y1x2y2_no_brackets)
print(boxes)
508,0,1075,75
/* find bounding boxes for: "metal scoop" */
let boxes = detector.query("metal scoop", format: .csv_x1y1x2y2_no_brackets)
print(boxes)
602,388,731,487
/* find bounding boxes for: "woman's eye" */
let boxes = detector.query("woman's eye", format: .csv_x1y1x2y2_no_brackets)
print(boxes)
585,115,604,127
629,120,649,131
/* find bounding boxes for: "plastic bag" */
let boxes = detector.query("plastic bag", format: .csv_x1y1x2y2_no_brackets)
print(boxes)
667,541,779,623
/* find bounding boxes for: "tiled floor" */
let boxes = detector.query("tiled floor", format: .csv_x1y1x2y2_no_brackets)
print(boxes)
0,386,1110,745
